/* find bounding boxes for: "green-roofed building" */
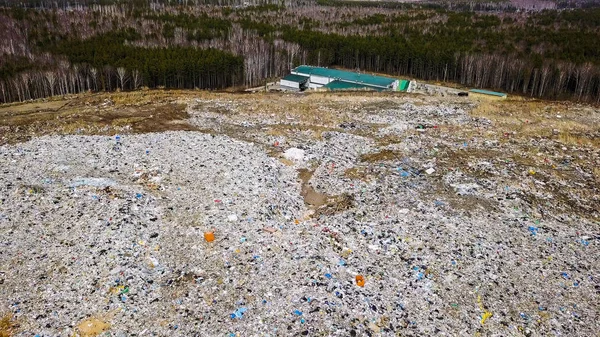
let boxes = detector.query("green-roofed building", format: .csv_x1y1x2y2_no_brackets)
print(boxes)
469,89,507,99
286,65,410,92
279,65,411,92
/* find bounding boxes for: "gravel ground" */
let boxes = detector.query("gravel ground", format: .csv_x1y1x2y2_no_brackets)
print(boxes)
1,94,599,337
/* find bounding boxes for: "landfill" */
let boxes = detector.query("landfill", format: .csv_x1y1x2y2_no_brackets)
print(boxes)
0,91,599,336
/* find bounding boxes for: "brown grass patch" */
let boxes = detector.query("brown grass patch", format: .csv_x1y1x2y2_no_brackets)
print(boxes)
344,167,371,182
470,100,599,146
0,314,15,337
360,149,402,162
0,92,197,145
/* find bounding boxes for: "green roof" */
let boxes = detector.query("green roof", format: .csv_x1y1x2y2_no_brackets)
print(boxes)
282,74,309,83
469,89,507,97
293,66,396,88
323,80,382,91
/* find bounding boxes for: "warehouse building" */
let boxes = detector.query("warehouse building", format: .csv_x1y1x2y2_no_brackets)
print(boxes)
469,89,508,100
280,65,409,92
280,74,309,91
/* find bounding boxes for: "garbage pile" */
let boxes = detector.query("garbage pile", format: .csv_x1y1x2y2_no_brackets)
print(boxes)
1,93,598,336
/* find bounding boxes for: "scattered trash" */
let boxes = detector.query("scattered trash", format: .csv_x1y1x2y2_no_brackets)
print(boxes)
1,95,598,336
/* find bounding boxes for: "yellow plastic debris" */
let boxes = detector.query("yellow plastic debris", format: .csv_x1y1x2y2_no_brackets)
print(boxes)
481,311,493,325
477,294,493,325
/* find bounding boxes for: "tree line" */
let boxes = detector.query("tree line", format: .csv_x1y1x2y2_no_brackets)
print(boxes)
1,4,600,103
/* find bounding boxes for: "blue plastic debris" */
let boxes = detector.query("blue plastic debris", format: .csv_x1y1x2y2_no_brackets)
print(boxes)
300,318,306,324
561,272,570,279
293,310,303,316
338,259,346,266
416,272,424,280
230,307,247,319
135,193,143,199
528,226,538,236
577,239,590,246
324,273,332,279
573,281,579,287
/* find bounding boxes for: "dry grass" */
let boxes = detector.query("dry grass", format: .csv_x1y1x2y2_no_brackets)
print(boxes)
359,149,402,162
471,99,600,147
0,91,198,145
344,167,371,182
0,314,15,337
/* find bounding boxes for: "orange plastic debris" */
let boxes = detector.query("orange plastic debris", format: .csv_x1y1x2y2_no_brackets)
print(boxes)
355,275,365,287
204,231,215,242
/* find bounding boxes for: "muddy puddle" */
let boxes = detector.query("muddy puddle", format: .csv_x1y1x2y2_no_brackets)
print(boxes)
297,168,330,207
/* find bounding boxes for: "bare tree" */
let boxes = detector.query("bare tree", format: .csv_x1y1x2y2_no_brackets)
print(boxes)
90,67,98,91
131,69,142,89
116,67,128,90
45,71,57,97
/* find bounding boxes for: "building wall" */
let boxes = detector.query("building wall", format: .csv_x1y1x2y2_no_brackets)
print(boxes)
280,79,300,89
309,75,332,86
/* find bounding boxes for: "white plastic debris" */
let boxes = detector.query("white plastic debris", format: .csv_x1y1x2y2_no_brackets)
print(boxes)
283,147,305,162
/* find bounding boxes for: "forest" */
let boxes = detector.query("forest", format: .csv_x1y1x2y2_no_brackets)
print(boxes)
1,0,600,103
